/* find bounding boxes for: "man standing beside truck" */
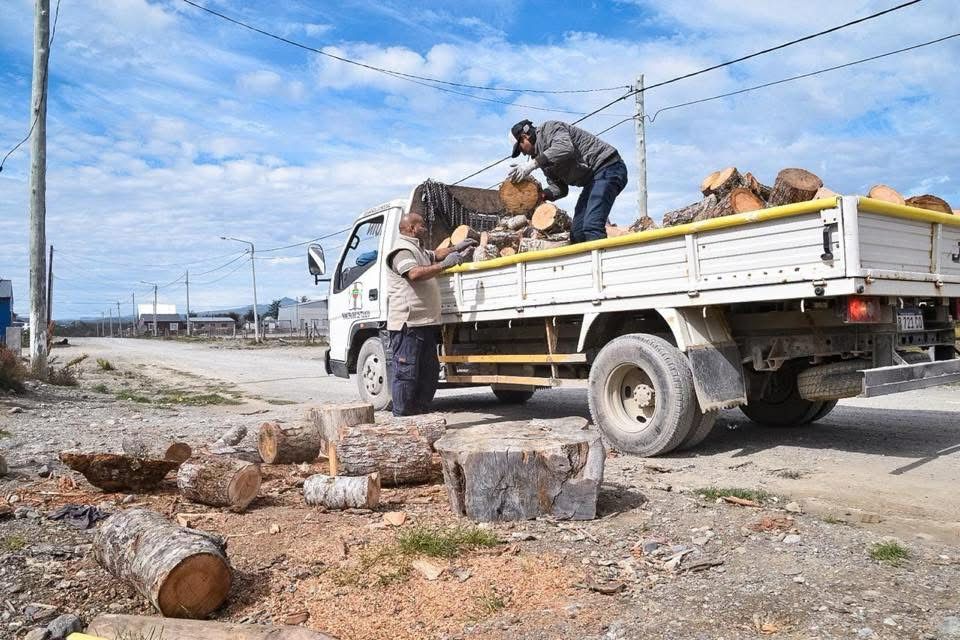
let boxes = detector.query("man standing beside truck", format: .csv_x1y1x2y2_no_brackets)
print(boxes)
386,213,476,416
507,119,628,243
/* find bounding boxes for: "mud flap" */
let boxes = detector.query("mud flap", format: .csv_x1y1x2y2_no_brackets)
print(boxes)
686,343,747,411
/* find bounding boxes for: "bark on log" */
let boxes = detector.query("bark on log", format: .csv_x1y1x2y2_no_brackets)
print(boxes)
499,178,542,215
905,194,952,214
450,225,481,246
868,184,905,205
59,451,180,492
504,214,529,231
93,509,232,618
208,444,261,463
702,167,742,200
177,455,261,512
257,421,320,464
86,614,338,640
214,425,247,448
627,216,658,232
768,168,823,207
377,413,447,447
486,230,521,252
662,194,718,227
473,244,497,262
303,472,380,509
309,403,376,447
434,418,605,521
742,172,772,200
500,247,516,257
519,237,570,253
531,203,572,234
694,187,764,222
122,438,192,464
435,237,452,251
335,423,434,486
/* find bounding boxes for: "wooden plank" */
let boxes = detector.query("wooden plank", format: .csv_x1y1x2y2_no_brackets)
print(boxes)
445,374,588,388
438,353,586,364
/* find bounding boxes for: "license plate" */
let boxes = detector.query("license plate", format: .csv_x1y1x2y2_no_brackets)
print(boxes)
897,312,924,332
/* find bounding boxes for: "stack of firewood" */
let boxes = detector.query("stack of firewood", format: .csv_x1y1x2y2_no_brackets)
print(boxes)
629,167,957,232
437,201,574,261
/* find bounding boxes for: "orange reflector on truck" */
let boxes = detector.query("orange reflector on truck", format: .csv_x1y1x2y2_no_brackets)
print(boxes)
845,296,881,323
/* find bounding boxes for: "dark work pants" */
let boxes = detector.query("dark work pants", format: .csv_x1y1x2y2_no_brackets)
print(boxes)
571,159,629,243
389,325,440,416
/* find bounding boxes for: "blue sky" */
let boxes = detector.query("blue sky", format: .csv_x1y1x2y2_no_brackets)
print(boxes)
1,0,958,319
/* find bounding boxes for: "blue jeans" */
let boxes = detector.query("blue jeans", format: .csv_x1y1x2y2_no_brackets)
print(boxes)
571,159,628,243
389,325,440,416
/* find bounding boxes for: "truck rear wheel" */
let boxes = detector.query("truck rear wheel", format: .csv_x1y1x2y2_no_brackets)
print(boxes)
588,334,698,457
740,362,821,427
491,387,536,404
356,337,392,411
677,410,719,450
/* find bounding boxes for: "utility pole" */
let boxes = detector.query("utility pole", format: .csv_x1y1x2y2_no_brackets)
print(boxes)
116,301,123,336
140,281,158,337
131,292,136,337
185,270,191,336
108,307,113,338
46,244,53,329
100,311,104,338
28,0,50,376
221,237,259,342
633,75,648,221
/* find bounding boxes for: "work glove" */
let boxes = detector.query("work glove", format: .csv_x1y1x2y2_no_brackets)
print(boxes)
507,158,538,183
439,251,464,269
453,237,478,252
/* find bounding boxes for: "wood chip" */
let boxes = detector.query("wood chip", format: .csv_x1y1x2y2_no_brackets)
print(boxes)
682,559,724,572
382,511,406,527
411,559,444,581
722,495,761,507
283,611,310,625
269,523,281,535
586,580,625,595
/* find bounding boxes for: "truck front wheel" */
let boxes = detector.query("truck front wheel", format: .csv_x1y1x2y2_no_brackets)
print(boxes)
356,337,392,411
588,334,698,457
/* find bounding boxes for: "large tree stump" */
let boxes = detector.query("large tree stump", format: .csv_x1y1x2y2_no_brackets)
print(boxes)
868,184,904,205
531,203,572,234
905,194,952,214
303,473,380,509
335,423,434,486
94,509,232,618
450,225,481,246
499,178,541,215
662,194,718,227
177,456,261,512
767,168,823,207
122,437,192,464
695,187,765,222
59,451,180,492
257,421,320,464
434,418,605,521
86,614,337,640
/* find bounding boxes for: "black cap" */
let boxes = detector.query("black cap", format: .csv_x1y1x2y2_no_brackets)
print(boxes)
510,119,534,158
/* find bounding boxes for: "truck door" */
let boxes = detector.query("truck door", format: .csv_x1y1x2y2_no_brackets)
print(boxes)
328,214,386,367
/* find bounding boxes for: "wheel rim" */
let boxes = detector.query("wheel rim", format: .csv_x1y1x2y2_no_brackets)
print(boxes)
360,353,385,397
604,363,659,435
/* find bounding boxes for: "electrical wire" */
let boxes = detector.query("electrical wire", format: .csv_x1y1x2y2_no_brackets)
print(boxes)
191,251,249,276
0,0,62,173
178,0,627,95
192,260,249,285
258,227,352,253
55,248,247,269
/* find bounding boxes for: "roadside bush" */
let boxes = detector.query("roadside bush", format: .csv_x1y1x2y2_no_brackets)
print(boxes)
0,346,26,391
96,358,115,371
48,365,78,387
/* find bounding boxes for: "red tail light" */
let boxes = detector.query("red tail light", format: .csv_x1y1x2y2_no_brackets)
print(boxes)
845,296,880,323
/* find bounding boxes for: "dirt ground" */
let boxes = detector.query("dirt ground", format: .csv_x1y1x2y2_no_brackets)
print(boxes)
1,338,959,639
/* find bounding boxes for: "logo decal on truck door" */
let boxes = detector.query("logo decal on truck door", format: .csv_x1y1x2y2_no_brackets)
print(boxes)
350,282,364,310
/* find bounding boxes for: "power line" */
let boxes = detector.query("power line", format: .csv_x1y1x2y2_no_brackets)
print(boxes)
56,248,247,269
191,251,249,276
0,0,62,174
178,0,627,95
193,260,249,285
258,227,352,253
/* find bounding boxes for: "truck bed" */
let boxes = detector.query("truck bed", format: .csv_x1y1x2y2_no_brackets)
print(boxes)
439,196,960,322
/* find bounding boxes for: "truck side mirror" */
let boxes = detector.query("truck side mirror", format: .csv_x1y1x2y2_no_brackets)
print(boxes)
307,244,329,285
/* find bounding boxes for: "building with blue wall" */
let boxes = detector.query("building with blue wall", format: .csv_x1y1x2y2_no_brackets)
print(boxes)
0,280,12,344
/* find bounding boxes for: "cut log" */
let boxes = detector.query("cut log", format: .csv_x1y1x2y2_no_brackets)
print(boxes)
742,172,772,200
309,403,376,447
503,214,529,231
695,187,765,222
59,451,180,492
434,418,605,521
213,425,247,448
605,224,630,238
702,167,742,200
377,413,447,447
93,509,232,618
498,178,542,215
122,437,192,464
627,216,657,232
435,237,452,251
208,444,262,463
518,237,570,253
768,168,823,207
334,423,434,486
814,186,839,200
486,230,521,252
303,472,380,509
177,455,261,512
662,194,718,227
531,203,572,234
699,170,721,196
257,421,320,464
499,247,516,257
86,614,338,640
868,184,905,205
905,194,952,214
472,244,497,262
450,225,481,246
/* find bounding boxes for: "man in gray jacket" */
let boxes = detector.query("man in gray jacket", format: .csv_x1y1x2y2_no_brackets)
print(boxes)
507,119,628,243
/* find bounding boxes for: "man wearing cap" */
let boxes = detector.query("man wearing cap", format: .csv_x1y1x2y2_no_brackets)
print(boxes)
386,212,476,416
507,119,628,244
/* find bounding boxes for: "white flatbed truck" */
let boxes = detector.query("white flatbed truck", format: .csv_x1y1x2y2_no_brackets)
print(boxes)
308,183,960,456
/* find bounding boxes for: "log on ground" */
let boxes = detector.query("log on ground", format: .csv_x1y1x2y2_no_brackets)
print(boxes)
335,423,434,486
662,194,717,227
434,418,605,521
213,425,247,448
868,184,905,205
377,413,447,447
309,403,376,447
499,178,541,215
767,168,823,207
86,614,338,640
905,194,952,214
257,421,320,464
177,455,261,512
531,203,572,234
450,225,481,246
59,451,180,492
303,472,380,509
93,509,232,618
694,187,764,222
121,437,192,464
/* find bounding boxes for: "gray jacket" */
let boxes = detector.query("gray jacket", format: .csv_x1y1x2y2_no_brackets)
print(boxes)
534,121,620,200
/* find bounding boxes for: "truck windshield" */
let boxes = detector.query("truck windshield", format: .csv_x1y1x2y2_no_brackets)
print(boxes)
335,216,383,293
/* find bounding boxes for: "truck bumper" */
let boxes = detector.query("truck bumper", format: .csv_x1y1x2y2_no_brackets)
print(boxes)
860,359,960,397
